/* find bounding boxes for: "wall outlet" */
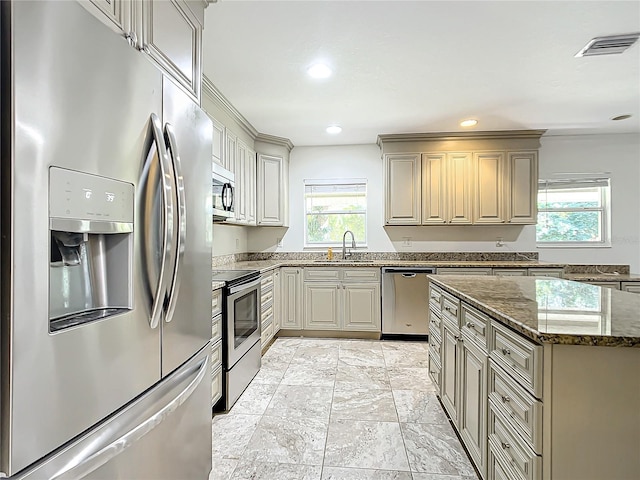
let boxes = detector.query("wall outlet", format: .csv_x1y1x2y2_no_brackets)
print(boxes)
496,238,505,247
402,237,412,247
277,237,283,248
235,238,240,250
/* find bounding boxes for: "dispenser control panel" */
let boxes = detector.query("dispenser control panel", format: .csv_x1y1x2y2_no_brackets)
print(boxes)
49,167,134,222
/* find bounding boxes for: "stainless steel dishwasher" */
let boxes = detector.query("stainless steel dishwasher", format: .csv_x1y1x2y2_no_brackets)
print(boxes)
382,266,436,337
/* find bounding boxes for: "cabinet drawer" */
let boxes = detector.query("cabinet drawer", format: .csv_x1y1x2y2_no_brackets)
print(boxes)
211,364,222,406
260,272,274,289
429,285,443,309
429,315,442,343
489,407,541,480
260,288,274,308
211,289,222,318
211,313,222,344
621,282,640,294
210,340,222,368
261,303,274,324
461,304,489,350
488,438,521,480
428,352,442,389
528,268,563,278
261,321,274,346
493,269,528,276
342,268,380,282
489,361,542,454
304,268,340,281
428,306,442,330
429,332,442,361
441,292,460,327
490,321,542,398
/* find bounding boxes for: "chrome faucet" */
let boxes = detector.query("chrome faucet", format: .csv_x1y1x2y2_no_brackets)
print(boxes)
342,230,356,259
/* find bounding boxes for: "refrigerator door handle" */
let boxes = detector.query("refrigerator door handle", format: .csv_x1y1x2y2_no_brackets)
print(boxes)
48,355,208,480
146,113,176,329
163,123,186,323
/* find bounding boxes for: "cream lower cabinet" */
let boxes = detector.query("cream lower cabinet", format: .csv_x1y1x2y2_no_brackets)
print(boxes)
280,267,303,329
440,321,460,423
302,268,381,332
621,282,640,293
272,269,282,333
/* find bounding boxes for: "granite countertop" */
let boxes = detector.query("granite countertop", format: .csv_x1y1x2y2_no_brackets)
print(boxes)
563,273,640,282
214,259,567,274
212,280,226,291
428,275,640,347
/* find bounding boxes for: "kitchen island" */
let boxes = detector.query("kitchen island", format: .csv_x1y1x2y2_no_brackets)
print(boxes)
427,275,640,480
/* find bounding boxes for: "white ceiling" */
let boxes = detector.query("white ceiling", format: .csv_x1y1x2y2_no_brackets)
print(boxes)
202,1,640,146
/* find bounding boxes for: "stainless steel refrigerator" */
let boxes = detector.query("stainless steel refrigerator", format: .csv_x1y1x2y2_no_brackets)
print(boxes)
0,1,213,478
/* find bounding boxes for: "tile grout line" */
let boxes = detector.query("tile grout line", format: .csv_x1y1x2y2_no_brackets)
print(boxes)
385,346,414,476
319,342,340,479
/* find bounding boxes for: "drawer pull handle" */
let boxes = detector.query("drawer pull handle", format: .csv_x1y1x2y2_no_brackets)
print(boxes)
501,442,511,449
501,348,511,356
466,322,475,329
501,395,511,403
444,306,451,312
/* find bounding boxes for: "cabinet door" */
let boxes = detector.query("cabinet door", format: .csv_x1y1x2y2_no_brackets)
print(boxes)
459,337,488,476
234,140,247,223
246,148,257,225
474,151,505,224
79,0,130,33
280,268,302,329
441,322,460,424
211,117,225,166
257,154,284,226
506,151,538,224
385,153,421,225
343,283,381,331
621,282,640,294
447,152,473,224
421,153,447,224
304,283,341,330
141,0,202,102
225,130,237,173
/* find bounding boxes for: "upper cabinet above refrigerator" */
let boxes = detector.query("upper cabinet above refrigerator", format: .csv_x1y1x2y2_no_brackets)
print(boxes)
78,0,207,104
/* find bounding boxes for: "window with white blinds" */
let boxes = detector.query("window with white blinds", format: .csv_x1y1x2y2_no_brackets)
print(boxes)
536,177,611,246
304,179,367,247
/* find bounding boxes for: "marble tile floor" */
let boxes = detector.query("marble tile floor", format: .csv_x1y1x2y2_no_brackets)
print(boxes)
210,338,479,480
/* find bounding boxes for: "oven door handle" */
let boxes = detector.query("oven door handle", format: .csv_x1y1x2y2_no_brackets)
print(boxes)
229,277,261,295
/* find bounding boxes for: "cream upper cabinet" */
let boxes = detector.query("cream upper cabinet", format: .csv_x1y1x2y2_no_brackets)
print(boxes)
224,130,237,173
474,151,505,224
246,148,257,226
140,0,203,102
257,154,286,226
211,117,225,166
506,151,538,224
421,153,447,224
384,153,421,225
447,152,473,224
234,140,247,224
280,268,303,329
78,0,130,33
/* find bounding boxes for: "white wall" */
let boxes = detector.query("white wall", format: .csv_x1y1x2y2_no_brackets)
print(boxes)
537,133,640,272
248,134,640,272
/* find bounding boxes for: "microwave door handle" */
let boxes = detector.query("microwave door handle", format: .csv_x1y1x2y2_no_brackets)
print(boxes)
221,183,232,211
163,123,186,323
145,113,174,329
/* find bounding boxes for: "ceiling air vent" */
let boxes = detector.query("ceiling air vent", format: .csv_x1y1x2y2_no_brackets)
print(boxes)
575,33,640,57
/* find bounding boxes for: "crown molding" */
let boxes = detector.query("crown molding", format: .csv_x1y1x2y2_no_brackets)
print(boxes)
202,75,258,139
377,129,547,148
255,133,294,152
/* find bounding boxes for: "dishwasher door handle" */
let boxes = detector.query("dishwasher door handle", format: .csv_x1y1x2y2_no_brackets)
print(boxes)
402,273,417,278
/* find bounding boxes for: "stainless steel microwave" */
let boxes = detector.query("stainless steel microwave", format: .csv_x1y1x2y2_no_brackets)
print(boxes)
212,163,234,221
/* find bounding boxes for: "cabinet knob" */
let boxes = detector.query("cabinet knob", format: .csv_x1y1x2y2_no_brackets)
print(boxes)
125,31,138,47
501,442,511,449
501,348,511,356
466,322,475,329
501,395,511,403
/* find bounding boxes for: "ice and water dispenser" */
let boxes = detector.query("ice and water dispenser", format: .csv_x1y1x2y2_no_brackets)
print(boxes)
49,167,134,332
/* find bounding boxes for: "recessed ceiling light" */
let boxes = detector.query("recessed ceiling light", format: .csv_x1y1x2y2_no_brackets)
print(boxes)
307,63,332,79
611,114,632,121
460,119,478,127
326,125,342,134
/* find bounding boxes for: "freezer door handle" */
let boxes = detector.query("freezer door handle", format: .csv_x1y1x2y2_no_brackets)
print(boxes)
49,354,208,480
163,123,186,323
144,113,176,329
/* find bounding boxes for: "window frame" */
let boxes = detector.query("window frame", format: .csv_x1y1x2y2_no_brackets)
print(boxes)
536,177,611,248
303,178,368,249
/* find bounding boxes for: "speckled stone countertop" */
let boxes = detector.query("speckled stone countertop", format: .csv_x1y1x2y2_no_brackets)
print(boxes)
563,273,640,282
213,259,567,274
212,281,226,291
428,275,640,347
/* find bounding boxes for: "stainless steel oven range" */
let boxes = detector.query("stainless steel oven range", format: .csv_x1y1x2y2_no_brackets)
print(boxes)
211,269,262,410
